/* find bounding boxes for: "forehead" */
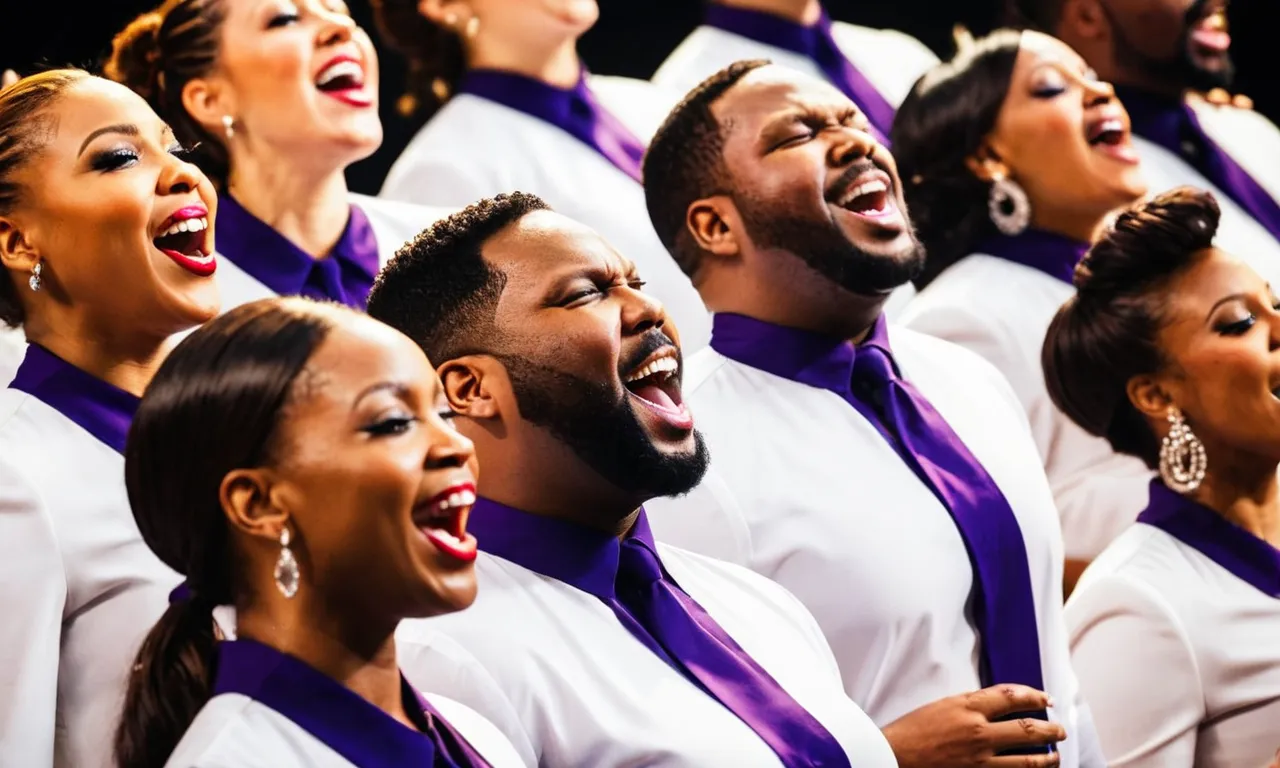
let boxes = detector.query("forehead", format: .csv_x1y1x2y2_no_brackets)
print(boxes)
39,78,167,153
1167,247,1268,314
711,65,854,135
483,209,634,287
300,313,437,400
1016,30,1087,73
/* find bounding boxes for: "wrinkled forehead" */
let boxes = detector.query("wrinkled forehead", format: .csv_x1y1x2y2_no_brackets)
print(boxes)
711,64,855,144
483,210,636,298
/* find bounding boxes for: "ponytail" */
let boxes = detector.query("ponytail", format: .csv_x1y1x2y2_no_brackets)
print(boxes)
114,596,219,768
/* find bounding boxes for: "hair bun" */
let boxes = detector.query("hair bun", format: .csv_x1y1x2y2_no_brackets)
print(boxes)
105,11,164,100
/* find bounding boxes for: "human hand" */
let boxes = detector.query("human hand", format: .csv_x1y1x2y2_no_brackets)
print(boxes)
881,684,1065,768
1203,87,1254,110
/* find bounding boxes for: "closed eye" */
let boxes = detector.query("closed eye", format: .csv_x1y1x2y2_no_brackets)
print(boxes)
91,147,140,172
168,142,201,161
1218,315,1257,336
268,11,300,28
361,415,418,436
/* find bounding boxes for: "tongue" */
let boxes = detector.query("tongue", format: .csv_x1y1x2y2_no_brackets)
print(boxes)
1191,28,1231,52
634,383,678,410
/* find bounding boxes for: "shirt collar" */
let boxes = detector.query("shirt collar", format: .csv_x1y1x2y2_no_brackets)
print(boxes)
9,344,138,454
466,496,657,600
976,228,1089,285
213,639,480,767
214,194,380,308
709,312,895,397
1138,479,1280,598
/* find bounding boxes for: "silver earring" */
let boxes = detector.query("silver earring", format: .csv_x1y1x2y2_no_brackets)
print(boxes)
1159,407,1207,493
273,526,299,599
27,262,41,293
988,175,1031,236
222,115,235,140
463,14,480,39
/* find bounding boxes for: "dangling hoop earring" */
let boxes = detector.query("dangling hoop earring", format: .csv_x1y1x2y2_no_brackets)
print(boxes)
222,115,235,141
27,261,42,293
1159,407,1207,493
273,526,299,598
988,173,1031,236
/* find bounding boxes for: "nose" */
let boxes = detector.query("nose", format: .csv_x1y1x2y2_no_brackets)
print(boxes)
1084,77,1114,107
316,6,356,46
619,283,666,339
157,151,204,197
425,417,475,471
828,125,879,169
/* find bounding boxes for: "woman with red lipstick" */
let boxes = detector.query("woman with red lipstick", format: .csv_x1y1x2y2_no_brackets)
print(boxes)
890,28,1149,594
0,70,221,767
116,297,522,767
370,0,713,350
106,0,449,313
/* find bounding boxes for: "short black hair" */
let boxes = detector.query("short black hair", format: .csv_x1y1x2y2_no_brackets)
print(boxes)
1043,187,1221,468
643,58,770,280
1003,0,1065,31
366,192,548,363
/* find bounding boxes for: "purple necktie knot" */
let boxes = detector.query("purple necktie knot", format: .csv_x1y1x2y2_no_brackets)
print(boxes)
851,343,898,390
618,540,666,590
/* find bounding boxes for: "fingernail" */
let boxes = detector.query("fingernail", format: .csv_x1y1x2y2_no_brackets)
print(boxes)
1046,695,1056,708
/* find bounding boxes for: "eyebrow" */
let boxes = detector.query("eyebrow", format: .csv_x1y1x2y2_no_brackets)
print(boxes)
353,381,411,407
78,124,139,158
1205,292,1250,320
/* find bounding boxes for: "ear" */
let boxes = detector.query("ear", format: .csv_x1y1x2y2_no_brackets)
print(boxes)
964,148,1008,184
181,76,235,138
0,216,41,275
417,0,470,26
439,356,499,420
686,194,743,263
1062,0,1107,40
220,467,289,544
1125,373,1175,421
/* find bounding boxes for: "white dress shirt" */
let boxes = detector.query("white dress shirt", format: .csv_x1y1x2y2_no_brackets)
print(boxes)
1067,494,1280,767
0,347,178,768
168,640,524,768
378,73,712,350
899,249,1154,560
1187,93,1280,205
396,504,897,768
646,314,1104,768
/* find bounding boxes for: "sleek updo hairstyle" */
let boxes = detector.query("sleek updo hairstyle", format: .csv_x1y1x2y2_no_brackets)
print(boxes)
115,297,343,768
104,0,229,188
371,0,465,124
891,28,1023,290
1042,187,1221,469
0,69,91,328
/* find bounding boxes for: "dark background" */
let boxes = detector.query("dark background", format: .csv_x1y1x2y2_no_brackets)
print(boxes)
7,0,1277,195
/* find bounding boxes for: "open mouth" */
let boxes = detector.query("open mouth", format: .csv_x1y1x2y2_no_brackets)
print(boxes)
412,483,477,563
1189,10,1230,55
315,56,373,107
622,346,694,431
1086,115,1139,165
828,168,903,227
154,207,215,277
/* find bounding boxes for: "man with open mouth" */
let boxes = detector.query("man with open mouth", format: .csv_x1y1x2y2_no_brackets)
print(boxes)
1012,0,1280,281
367,192,897,767
641,60,1103,767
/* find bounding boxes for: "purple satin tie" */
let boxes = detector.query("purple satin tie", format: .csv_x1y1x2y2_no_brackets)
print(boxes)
703,5,895,144
1118,86,1280,244
614,537,851,768
850,341,1051,752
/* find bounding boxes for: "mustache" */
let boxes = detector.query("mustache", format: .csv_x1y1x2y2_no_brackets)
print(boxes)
1184,0,1220,25
618,330,680,378
827,159,889,203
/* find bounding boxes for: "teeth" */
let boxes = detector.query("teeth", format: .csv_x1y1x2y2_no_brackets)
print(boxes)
158,217,208,238
625,354,679,383
839,178,888,208
429,528,464,547
317,60,363,87
434,488,476,512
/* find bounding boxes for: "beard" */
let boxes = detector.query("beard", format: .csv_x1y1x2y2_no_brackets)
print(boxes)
1109,0,1234,92
733,184,924,297
494,352,710,501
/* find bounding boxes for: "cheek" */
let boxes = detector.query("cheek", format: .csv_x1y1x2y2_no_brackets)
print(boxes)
530,316,621,378
34,179,153,287
1005,108,1085,182
233,42,312,112
1181,345,1273,419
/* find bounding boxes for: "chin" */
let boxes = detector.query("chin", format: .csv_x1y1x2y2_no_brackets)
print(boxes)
412,571,479,619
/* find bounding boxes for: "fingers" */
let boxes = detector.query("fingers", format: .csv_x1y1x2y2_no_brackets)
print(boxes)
986,717,1067,749
966,684,1053,717
986,752,1061,768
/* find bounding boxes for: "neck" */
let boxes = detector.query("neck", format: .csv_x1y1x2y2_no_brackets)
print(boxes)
702,260,886,341
226,152,351,260
24,316,170,397
1031,208,1109,245
714,0,822,25
464,421,643,537
1190,451,1280,547
468,32,582,89
236,590,412,728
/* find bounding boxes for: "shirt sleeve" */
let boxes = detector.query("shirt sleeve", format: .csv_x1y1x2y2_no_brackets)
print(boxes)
1066,574,1202,767
0,459,65,767
396,627,537,767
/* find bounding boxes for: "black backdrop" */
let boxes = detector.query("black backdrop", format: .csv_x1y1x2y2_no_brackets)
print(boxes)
6,0,1277,195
